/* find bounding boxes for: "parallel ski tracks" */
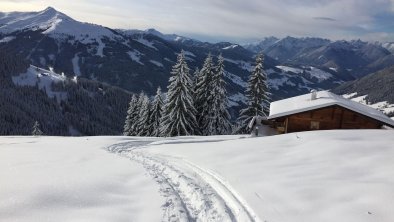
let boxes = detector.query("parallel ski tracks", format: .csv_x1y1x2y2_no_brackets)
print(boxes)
108,140,261,222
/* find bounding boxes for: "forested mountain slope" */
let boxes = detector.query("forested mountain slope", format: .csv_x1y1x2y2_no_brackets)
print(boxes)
0,49,132,135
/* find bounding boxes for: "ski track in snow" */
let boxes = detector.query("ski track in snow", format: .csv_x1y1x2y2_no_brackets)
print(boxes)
107,140,261,222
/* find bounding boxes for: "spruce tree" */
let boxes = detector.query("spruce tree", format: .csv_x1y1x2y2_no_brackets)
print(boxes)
205,54,232,135
192,67,200,99
150,87,164,137
194,53,215,135
192,67,200,85
235,53,270,134
136,93,151,136
160,50,198,136
32,121,43,136
123,94,138,136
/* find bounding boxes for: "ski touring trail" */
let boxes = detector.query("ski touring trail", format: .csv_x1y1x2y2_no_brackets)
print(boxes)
107,139,261,222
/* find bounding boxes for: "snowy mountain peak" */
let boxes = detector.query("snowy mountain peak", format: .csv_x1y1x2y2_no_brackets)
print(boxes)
0,7,120,43
381,42,394,53
222,44,242,50
145,28,163,36
118,28,194,43
42,6,57,13
36,6,61,18
275,36,331,49
243,36,331,53
242,36,279,52
0,6,69,32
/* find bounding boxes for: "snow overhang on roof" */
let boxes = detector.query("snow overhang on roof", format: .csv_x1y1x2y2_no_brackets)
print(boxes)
268,91,394,127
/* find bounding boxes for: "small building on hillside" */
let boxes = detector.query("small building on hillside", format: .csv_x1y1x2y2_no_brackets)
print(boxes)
268,90,394,134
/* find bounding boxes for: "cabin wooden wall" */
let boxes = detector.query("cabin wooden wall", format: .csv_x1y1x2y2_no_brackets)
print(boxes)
275,106,382,133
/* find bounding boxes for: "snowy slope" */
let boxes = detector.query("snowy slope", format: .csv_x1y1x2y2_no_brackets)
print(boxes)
0,36,15,43
0,7,119,43
343,93,394,116
12,65,68,101
127,50,144,65
381,42,394,53
0,136,164,222
2,131,394,222
223,44,241,50
117,131,394,222
276,65,333,82
223,58,253,72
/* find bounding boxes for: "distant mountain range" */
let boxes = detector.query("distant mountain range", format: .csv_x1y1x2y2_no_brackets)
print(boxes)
1,7,394,135
244,36,394,78
0,8,355,98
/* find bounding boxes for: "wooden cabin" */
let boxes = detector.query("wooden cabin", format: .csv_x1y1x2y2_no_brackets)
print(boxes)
268,91,394,134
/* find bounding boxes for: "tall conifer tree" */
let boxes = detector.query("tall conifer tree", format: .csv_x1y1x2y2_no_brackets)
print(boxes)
150,87,164,137
194,53,215,134
160,51,198,136
205,54,232,135
235,53,270,134
136,93,151,136
123,94,138,136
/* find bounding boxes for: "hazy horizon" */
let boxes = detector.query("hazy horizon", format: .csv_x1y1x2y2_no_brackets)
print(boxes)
1,0,394,43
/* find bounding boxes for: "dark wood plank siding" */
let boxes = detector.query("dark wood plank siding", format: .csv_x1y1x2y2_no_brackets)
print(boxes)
273,105,382,133
340,108,381,129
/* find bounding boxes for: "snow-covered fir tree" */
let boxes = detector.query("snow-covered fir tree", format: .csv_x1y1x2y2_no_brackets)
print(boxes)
136,93,151,136
192,67,200,99
123,94,138,136
150,87,164,137
194,53,215,135
192,67,200,85
235,53,270,134
32,121,43,136
160,50,198,137
205,54,232,135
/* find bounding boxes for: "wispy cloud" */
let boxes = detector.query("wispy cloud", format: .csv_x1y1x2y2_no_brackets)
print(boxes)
313,17,336,21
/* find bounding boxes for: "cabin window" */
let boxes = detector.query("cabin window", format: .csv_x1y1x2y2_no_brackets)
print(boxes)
310,121,320,130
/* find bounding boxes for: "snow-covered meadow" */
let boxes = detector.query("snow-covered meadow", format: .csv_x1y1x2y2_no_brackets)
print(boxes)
1,130,394,222
0,137,164,222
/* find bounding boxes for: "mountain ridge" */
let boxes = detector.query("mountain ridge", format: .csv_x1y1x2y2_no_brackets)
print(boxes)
0,7,351,102
1,7,393,135
244,37,394,78
0,7,381,124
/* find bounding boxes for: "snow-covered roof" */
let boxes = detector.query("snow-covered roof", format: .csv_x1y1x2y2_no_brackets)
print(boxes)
268,91,394,127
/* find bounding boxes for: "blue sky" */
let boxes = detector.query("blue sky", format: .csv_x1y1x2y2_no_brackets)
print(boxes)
1,0,394,43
